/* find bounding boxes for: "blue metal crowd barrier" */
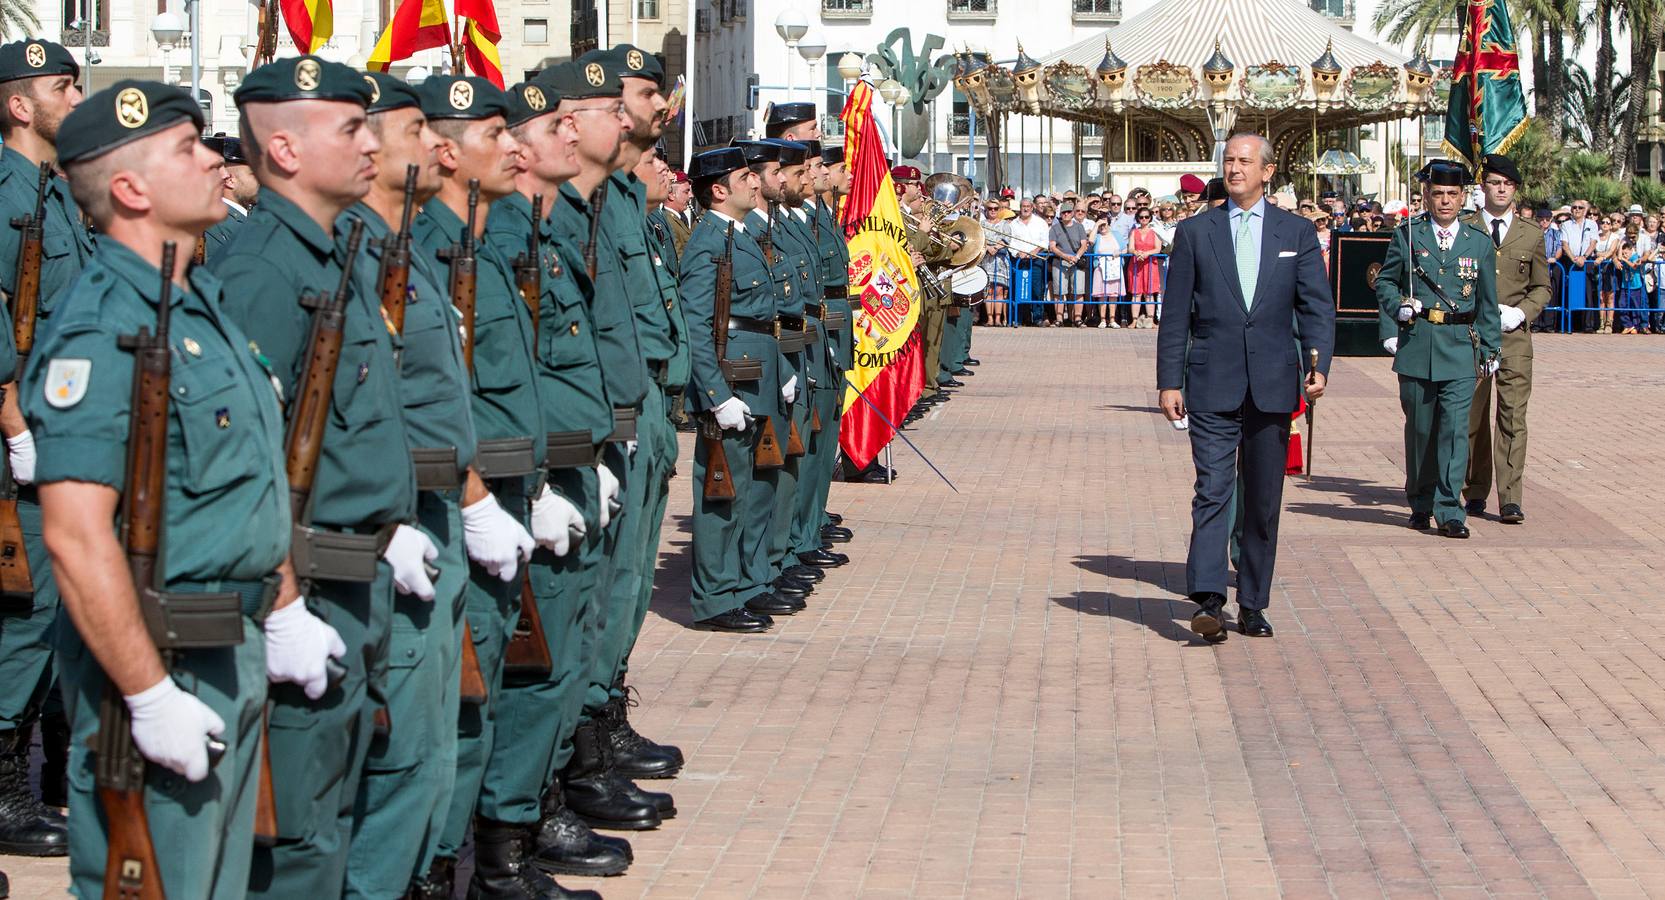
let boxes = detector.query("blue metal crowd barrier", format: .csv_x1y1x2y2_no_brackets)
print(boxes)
982,250,1168,325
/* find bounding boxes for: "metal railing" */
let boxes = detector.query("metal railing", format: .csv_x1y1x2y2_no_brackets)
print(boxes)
978,250,1167,325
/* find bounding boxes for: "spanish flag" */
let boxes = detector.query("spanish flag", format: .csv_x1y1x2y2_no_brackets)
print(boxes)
367,0,452,73
279,0,333,53
456,0,504,88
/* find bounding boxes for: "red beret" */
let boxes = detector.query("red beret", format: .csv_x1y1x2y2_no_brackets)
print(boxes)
672,170,689,184
891,165,921,183
1178,174,1207,194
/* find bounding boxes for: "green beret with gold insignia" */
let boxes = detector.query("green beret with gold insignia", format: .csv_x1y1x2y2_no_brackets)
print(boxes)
541,59,622,101
505,81,560,128
587,44,663,87
418,74,510,120
57,79,204,165
362,70,420,114
0,39,79,85
233,54,373,107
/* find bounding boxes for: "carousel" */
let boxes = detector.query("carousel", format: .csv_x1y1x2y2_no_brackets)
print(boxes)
953,0,1447,198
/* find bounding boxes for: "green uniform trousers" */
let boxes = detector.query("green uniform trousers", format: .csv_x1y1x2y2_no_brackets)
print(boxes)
479,466,603,824
944,307,973,374
769,352,811,580
919,300,947,397
63,620,265,900
615,386,676,688
0,497,59,728
688,420,775,621
588,421,648,714
791,384,841,556
1399,374,1476,525
344,491,465,899
249,568,393,898
439,481,529,857
1464,354,1533,508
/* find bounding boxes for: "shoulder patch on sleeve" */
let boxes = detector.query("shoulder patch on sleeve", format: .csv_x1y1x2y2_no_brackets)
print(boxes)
43,358,92,409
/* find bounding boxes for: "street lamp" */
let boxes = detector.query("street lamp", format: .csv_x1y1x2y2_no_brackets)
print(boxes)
879,79,908,159
151,11,184,85
774,8,809,100
406,66,432,86
837,51,864,82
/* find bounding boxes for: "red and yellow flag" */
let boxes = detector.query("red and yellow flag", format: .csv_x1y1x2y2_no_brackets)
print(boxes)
837,81,923,471
279,0,334,53
367,0,451,73
456,0,505,88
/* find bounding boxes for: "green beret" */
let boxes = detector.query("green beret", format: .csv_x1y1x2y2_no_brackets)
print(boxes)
57,80,204,165
418,75,510,120
542,60,622,100
505,81,560,128
362,71,420,114
234,55,372,107
0,39,78,85
589,44,663,86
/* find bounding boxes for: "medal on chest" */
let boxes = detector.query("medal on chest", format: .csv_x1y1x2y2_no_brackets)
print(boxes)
1457,256,1477,281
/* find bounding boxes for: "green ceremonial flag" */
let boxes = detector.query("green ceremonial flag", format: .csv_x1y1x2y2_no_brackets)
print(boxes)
1443,0,1529,167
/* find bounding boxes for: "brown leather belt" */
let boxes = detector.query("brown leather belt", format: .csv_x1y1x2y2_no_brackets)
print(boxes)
823,286,846,300
546,430,601,469
474,437,538,479
411,447,461,491
727,316,775,336
803,302,826,320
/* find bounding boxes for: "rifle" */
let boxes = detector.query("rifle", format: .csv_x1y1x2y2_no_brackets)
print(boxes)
257,221,364,846
584,183,607,283
10,161,49,380
513,194,543,332
785,414,805,457
700,224,737,501
99,242,187,900
253,0,280,66
758,202,778,264
448,179,480,375
502,575,552,677
376,165,419,336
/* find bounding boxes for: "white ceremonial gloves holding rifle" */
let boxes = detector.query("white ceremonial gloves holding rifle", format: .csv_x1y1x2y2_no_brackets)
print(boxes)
597,462,622,528
5,431,34,483
125,678,224,782
263,592,348,701
712,397,751,431
531,484,586,557
462,492,536,582
385,523,440,600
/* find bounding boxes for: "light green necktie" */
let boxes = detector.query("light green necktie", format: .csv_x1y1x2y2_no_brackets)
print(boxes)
1235,208,1258,310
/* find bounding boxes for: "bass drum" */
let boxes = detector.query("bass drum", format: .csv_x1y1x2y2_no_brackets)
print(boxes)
949,265,989,301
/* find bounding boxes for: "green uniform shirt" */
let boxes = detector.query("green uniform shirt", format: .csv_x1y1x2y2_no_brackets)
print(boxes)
25,238,289,583
213,188,416,529
641,211,690,390
679,211,780,414
413,200,543,462
603,173,680,378
555,182,646,409
778,205,823,306
807,200,853,373
202,201,248,260
747,208,809,318
341,202,477,476
1376,216,1502,383
485,192,613,446
0,146,94,348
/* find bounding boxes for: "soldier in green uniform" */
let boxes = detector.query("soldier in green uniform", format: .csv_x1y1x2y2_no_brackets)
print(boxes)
1376,159,1501,539
213,56,423,899
36,79,345,899
0,39,89,847
401,74,556,898
479,75,632,891
201,134,254,258
340,71,535,899
547,57,674,837
578,46,686,784
680,147,787,632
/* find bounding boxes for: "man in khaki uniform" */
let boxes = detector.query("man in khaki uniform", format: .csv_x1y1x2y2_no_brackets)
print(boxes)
1463,154,1551,524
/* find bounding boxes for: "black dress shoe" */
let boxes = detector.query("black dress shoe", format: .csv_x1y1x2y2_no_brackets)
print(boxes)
609,774,675,819
1237,609,1275,637
820,525,853,543
1188,592,1228,644
693,609,770,633
825,511,843,526
1499,503,1524,524
745,593,798,615
964,358,981,366
1438,519,1471,539
775,572,815,592
938,378,965,388
953,369,974,377
771,580,811,601
535,786,632,877
1408,512,1432,530
856,466,893,484
816,548,850,565
797,549,847,568
1464,498,1486,516
784,564,824,583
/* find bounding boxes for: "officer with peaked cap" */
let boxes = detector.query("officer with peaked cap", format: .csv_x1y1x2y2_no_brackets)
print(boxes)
35,78,342,899
1377,159,1501,538
211,55,422,899
764,100,819,140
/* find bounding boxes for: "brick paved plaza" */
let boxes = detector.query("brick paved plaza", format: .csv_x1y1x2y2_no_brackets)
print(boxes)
9,328,1665,898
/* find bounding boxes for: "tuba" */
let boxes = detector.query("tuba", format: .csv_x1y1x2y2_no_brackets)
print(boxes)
903,174,985,268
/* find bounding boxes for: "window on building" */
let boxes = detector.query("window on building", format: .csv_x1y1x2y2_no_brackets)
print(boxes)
635,0,660,19
947,0,995,15
62,0,108,30
1072,0,1120,17
524,18,549,44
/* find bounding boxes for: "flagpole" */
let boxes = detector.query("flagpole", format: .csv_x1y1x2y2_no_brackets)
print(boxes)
683,2,695,166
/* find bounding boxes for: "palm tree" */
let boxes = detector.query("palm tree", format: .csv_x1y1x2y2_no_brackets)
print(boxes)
0,0,40,41
1613,0,1664,176
1591,0,1618,156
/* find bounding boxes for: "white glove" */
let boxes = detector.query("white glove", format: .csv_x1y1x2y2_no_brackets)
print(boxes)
1383,337,1399,355
1171,415,1189,432
596,463,622,529
1500,305,1526,332
530,484,586,557
384,524,439,601
713,397,751,432
462,494,535,583
781,375,798,405
125,678,226,783
262,600,347,700
6,430,35,485
1395,298,1422,323
1485,358,1501,377
625,439,639,458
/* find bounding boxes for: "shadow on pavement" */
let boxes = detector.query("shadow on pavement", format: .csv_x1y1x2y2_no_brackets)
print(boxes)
1286,475,1406,527
646,514,697,628
1056,555,1222,646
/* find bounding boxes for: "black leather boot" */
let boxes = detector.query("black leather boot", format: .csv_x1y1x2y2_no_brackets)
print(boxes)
0,729,66,856
603,682,683,779
404,855,455,899
590,716,676,818
560,720,661,831
534,780,631,876
468,819,599,900
38,714,68,811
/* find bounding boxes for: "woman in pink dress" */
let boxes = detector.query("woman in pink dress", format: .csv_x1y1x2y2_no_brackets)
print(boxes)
1126,209,1163,327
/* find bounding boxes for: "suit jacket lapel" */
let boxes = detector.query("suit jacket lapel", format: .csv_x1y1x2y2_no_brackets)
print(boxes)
1250,208,1284,312
1210,205,1248,312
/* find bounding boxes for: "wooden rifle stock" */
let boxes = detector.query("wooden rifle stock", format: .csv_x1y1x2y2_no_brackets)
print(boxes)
502,575,553,677
100,242,180,900
459,622,488,704
376,165,418,335
448,180,480,375
754,417,785,470
702,224,738,500
10,162,49,379
191,237,205,268
514,194,543,334
786,416,805,457
0,459,32,600
700,416,737,500
811,406,822,434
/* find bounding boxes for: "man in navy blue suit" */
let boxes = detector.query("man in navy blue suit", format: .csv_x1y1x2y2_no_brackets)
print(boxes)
1156,134,1334,641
